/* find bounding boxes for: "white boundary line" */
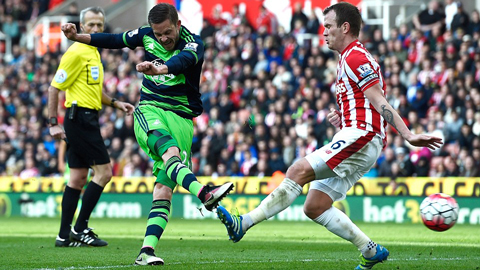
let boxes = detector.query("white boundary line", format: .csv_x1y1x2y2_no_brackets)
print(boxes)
4,233,480,248
32,257,480,270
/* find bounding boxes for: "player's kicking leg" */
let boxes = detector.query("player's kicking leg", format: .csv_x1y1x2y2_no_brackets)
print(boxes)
217,178,304,242
201,183,234,211
217,206,245,242
355,245,389,269
303,131,389,269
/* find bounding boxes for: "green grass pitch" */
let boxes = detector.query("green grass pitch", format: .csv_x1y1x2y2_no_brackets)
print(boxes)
0,216,479,270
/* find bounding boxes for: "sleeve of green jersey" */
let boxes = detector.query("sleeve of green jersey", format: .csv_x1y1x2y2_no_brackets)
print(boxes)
165,34,204,75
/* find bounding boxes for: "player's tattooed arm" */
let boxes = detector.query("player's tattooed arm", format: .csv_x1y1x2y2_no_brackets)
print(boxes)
364,84,412,140
364,80,443,150
380,104,402,136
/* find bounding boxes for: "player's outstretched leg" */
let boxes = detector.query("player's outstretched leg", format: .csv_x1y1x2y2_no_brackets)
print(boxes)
355,244,389,270
135,247,164,266
201,183,234,211
217,205,245,242
164,155,234,211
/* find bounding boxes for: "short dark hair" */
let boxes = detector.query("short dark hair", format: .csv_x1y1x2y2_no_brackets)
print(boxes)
80,6,105,24
148,3,178,25
323,2,362,37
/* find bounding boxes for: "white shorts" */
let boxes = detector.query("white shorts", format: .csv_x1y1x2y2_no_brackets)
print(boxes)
306,128,383,201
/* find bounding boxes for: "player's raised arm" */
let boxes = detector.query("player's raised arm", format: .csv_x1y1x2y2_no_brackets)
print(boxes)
364,83,443,150
61,22,92,44
62,22,139,49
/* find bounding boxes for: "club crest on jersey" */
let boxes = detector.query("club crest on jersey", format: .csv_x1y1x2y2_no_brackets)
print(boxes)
150,58,175,86
356,63,373,78
184,42,198,52
152,58,166,67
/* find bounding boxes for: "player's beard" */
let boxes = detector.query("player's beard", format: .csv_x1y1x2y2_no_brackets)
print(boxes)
162,30,179,51
162,40,175,50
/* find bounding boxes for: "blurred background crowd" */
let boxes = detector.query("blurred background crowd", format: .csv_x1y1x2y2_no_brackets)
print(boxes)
0,0,479,179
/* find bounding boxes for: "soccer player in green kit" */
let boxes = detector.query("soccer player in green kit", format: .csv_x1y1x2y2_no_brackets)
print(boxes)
61,3,233,265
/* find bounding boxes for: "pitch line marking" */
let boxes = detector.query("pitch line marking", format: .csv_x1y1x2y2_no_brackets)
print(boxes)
3,233,480,248
31,257,480,270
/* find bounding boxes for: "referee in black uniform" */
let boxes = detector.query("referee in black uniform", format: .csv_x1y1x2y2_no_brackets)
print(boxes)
48,6,134,247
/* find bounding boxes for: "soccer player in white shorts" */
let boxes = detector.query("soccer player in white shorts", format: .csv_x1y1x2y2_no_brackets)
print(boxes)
217,2,443,269
306,128,383,203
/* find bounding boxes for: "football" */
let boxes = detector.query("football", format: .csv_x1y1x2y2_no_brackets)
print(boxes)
420,193,459,232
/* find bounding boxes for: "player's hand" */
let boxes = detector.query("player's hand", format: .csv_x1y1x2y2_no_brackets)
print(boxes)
406,134,443,151
61,23,78,41
136,61,168,75
115,101,135,116
49,125,66,140
327,108,341,128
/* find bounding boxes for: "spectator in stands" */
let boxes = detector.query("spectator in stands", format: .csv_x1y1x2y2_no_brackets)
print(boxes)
443,110,464,143
413,0,445,37
306,10,320,35
444,0,458,31
443,155,460,176
19,156,39,178
415,156,430,176
460,155,479,177
378,147,395,177
290,2,308,33
65,2,80,34
394,147,416,177
468,10,480,35
200,18,216,41
451,2,469,37
268,147,287,174
206,4,228,30
458,123,475,148
2,14,21,45
471,111,480,136
369,29,385,55
256,5,278,35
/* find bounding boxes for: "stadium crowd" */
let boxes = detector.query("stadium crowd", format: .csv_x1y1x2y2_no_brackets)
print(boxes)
0,0,480,179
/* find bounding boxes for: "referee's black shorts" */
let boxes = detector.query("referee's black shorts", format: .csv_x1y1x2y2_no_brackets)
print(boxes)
64,107,110,168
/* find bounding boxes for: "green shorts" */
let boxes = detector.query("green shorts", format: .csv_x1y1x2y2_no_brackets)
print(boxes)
133,105,193,189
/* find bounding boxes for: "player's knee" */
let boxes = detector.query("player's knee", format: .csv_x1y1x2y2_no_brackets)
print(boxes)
68,177,87,190
153,183,173,200
303,203,320,220
69,169,89,189
93,164,113,186
286,160,313,184
303,202,329,220
162,146,180,162
286,162,302,179
101,169,113,182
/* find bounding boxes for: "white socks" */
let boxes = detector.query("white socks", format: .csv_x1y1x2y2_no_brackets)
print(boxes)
243,178,303,231
313,206,377,258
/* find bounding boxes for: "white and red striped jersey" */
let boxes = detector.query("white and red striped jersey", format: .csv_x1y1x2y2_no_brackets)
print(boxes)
335,40,387,142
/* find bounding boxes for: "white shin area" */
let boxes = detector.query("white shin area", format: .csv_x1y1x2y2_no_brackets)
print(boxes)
313,206,371,251
247,178,303,227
